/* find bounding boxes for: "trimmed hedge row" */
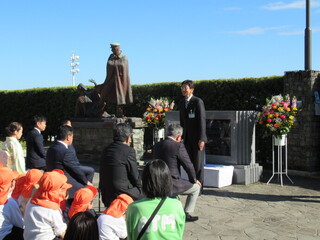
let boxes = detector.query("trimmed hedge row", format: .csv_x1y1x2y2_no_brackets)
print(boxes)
0,87,78,138
0,76,283,162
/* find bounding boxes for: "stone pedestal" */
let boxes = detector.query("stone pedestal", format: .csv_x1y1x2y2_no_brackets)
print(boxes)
166,111,262,184
72,117,145,165
284,71,320,172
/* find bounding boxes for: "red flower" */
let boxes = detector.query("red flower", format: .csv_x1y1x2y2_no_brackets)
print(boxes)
280,115,286,119
269,110,275,113
267,119,272,123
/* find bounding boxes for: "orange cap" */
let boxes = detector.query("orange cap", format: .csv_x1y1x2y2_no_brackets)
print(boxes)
31,171,68,210
11,173,26,200
68,186,98,219
21,169,43,198
103,194,134,218
50,169,72,210
52,169,65,175
59,181,72,211
0,167,16,204
12,171,20,179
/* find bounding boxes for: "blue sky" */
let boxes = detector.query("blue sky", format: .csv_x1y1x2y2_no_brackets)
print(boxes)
1,0,320,90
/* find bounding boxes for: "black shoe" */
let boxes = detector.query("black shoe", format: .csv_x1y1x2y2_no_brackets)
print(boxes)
185,213,199,222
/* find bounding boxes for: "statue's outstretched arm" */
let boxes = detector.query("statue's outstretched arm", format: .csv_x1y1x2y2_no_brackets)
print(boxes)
89,79,97,86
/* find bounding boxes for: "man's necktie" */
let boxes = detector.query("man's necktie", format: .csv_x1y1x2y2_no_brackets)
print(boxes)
185,100,189,109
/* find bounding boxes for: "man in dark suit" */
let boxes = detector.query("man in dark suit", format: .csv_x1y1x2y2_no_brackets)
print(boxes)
26,115,47,170
61,119,95,182
179,80,207,187
154,123,201,222
46,125,93,198
99,123,142,207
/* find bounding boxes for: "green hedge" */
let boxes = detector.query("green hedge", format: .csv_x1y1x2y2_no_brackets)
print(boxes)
0,76,283,163
0,87,78,138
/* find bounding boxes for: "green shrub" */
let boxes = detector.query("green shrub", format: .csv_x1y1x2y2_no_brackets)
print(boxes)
0,76,283,163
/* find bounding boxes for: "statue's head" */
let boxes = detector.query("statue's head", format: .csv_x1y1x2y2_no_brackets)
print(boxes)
110,42,121,56
77,83,87,94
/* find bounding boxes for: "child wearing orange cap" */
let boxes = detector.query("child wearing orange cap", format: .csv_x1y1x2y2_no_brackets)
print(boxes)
97,194,133,240
10,173,26,201
23,171,69,240
0,167,24,240
68,185,98,219
18,168,43,216
52,169,72,222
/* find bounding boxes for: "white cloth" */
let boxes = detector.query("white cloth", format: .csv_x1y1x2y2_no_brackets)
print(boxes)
1,137,26,173
34,127,41,134
57,140,68,149
23,203,66,240
98,214,127,240
185,94,193,102
0,198,24,240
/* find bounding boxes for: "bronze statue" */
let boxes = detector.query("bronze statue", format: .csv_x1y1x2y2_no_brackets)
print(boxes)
74,81,112,118
95,43,133,117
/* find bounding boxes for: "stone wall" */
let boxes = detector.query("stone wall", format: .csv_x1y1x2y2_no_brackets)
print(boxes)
284,71,320,172
72,118,145,165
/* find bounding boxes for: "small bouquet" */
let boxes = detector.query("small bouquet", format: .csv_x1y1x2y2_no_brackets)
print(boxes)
142,97,175,129
257,94,299,138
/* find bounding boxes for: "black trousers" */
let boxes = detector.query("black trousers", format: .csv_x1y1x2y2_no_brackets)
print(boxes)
3,226,23,240
185,142,205,185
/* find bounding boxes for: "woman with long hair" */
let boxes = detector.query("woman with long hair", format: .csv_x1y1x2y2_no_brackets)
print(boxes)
126,159,186,240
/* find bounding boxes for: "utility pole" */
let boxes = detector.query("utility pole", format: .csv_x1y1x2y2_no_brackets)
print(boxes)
70,52,80,86
305,0,312,70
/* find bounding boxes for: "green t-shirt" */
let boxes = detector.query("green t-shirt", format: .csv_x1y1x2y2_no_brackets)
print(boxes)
126,197,185,240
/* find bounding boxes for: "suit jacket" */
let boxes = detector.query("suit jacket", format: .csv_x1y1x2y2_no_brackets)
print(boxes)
154,137,197,193
46,141,88,198
99,141,142,207
26,128,46,169
179,95,207,147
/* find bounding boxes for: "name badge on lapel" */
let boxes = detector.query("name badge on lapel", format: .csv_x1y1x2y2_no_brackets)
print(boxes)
188,110,195,119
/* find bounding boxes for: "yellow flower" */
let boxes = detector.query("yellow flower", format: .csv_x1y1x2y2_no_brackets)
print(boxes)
268,114,273,118
293,107,298,111
277,107,284,112
289,116,294,120
266,124,270,127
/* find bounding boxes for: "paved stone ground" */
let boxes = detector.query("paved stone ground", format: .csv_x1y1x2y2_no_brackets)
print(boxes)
91,166,320,240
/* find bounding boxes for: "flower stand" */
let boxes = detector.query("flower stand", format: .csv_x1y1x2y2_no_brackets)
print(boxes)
267,135,294,186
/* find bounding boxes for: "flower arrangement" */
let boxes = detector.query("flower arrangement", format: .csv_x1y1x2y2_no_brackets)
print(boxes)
257,94,299,138
143,97,175,129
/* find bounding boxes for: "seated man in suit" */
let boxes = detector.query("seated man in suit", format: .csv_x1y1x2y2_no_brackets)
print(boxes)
99,123,143,207
61,119,94,183
46,125,93,199
26,115,47,170
153,123,201,222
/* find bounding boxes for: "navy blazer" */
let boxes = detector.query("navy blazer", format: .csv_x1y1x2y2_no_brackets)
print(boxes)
26,128,46,169
154,137,197,193
46,141,88,198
